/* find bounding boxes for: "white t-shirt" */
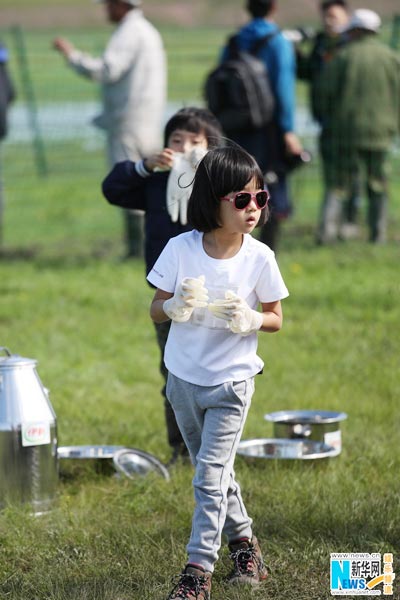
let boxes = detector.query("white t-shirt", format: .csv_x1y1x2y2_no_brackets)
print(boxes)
147,230,289,386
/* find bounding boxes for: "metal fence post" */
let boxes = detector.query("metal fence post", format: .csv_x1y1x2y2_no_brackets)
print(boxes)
0,144,3,248
11,25,48,177
390,14,400,49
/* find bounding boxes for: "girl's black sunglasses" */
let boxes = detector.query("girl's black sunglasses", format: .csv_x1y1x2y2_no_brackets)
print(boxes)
220,190,270,211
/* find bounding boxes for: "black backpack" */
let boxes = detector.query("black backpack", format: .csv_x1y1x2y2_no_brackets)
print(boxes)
204,31,278,134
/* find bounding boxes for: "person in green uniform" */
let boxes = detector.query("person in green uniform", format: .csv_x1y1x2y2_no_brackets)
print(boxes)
315,9,400,244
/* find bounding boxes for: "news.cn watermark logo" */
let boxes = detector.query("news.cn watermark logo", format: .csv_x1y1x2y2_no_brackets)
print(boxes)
330,553,395,596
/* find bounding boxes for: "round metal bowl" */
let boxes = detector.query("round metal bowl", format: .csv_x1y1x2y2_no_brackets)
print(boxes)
264,410,347,454
113,448,170,481
57,445,125,476
58,445,125,460
237,438,339,460
264,410,348,425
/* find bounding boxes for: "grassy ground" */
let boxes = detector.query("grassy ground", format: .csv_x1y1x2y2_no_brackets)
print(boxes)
0,164,400,599
0,20,400,600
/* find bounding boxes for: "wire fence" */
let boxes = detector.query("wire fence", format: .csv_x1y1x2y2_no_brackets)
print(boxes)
0,25,324,181
2,17,400,177
0,21,399,247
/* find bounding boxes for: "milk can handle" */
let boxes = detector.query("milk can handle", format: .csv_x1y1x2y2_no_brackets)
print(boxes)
0,347,12,356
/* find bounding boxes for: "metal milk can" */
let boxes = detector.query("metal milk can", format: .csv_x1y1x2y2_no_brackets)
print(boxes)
0,347,58,514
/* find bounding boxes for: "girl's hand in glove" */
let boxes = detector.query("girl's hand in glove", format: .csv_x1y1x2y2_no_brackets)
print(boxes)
163,275,209,322
208,290,263,336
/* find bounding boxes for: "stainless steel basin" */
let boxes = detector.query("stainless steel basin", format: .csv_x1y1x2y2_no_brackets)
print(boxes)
238,438,339,460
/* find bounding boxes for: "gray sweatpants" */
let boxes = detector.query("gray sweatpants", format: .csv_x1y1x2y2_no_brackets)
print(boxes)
166,373,254,572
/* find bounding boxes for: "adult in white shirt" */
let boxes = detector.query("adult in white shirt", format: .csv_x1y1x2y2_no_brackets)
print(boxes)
53,0,167,258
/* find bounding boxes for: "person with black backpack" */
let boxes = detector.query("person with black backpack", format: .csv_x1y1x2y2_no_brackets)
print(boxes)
0,41,16,141
205,0,303,251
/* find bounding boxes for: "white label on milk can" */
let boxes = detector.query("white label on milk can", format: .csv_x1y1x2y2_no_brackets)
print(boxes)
21,422,51,447
324,430,342,452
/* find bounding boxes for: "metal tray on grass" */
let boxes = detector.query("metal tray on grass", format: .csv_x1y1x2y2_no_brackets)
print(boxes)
113,448,170,481
57,445,170,479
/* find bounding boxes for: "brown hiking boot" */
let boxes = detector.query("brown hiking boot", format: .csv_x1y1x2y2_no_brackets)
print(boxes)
166,564,212,600
228,535,268,586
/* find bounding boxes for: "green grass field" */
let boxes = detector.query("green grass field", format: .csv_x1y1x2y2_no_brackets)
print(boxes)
1,168,399,600
0,20,400,600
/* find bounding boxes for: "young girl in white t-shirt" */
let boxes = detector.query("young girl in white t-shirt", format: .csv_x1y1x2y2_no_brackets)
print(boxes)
147,145,289,600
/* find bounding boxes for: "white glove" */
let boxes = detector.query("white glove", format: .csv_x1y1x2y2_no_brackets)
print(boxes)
166,148,207,225
208,290,263,336
163,275,209,322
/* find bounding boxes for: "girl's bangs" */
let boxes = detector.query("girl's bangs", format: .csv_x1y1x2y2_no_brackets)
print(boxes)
214,153,264,197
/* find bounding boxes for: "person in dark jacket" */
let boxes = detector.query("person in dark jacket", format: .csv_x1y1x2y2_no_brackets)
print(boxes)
296,0,362,239
102,107,222,465
296,0,350,123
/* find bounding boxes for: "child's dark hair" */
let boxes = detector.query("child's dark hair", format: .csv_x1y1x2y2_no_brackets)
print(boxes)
188,144,269,233
246,0,274,18
164,107,223,148
320,0,348,11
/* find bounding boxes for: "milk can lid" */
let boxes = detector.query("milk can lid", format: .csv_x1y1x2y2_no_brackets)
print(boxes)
0,347,37,368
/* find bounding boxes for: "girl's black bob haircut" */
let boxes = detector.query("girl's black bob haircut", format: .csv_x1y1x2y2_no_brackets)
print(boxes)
187,144,270,233
163,107,223,148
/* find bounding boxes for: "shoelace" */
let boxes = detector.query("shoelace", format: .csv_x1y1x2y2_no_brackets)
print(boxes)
229,546,262,578
170,572,208,599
